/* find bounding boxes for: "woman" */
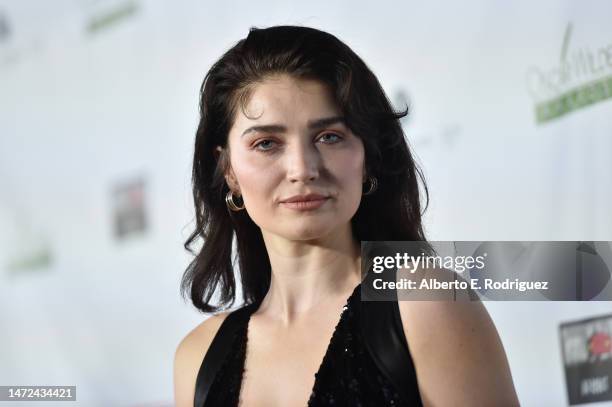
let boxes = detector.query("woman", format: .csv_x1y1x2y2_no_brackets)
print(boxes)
174,25,519,406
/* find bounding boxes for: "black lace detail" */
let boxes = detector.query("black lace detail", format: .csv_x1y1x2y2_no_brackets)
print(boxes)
206,284,414,406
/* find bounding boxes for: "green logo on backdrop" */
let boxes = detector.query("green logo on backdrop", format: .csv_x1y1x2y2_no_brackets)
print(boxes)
526,23,612,124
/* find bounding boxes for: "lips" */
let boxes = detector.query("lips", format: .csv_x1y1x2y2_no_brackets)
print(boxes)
280,193,328,203
279,193,330,211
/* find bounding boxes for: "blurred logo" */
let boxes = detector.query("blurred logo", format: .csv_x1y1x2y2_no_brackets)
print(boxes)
0,10,10,43
85,0,139,35
560,314,612,404
111,177,148,240
589,332,612,359
525,22,612,124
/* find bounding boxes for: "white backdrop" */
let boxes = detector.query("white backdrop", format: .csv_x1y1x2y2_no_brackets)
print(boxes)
1,0,611,405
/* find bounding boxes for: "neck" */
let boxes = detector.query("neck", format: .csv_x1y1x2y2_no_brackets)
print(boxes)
258,224,362,325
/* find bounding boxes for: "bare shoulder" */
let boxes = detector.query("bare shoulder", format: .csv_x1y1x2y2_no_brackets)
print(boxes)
173,311,231,407
397,288,519,405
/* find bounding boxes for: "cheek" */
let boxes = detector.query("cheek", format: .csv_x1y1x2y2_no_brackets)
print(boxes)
328,148,365,214
230,144,271,185
230,156,278,211
333,146,365,189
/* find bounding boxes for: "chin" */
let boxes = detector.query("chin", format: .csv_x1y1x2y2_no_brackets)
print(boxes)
287,227,329,242
278,220,336,242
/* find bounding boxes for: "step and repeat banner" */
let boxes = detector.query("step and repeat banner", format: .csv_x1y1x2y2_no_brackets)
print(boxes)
1,0,611,406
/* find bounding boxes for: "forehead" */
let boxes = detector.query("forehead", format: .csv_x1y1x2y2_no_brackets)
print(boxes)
233,75,340,127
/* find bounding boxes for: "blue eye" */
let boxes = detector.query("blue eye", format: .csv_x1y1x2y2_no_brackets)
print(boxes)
253,133,342,153
254,139,277,151
318,133,342,143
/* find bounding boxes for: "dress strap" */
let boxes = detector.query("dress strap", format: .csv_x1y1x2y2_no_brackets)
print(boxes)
193,302,258,407
360,270,424,405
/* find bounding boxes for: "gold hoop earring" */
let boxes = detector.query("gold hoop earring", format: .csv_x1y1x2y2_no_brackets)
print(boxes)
363,176,378,196
225,190,244,211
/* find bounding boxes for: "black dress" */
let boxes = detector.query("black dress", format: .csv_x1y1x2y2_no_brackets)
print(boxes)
195,283,423,406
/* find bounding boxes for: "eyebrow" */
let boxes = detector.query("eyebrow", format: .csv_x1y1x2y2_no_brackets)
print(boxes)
241,116,346,137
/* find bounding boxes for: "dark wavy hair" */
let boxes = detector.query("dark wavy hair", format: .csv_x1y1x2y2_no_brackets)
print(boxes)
182,25,431,313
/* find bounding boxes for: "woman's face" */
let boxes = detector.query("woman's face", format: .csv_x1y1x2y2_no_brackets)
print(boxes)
222,74,366,242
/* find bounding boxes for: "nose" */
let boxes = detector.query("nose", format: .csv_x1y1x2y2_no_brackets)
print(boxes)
286,141,320,183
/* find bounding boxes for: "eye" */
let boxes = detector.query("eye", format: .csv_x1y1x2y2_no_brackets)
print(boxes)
253,139,277,152
317,132,343,144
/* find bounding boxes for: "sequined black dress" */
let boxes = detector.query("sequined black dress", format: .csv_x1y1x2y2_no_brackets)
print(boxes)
195,283,423,406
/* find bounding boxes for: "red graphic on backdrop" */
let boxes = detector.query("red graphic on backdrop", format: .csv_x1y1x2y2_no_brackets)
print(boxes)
589,332,612,357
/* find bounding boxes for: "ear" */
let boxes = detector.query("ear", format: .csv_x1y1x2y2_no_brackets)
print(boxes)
215,146,241,194
214,146,223,161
